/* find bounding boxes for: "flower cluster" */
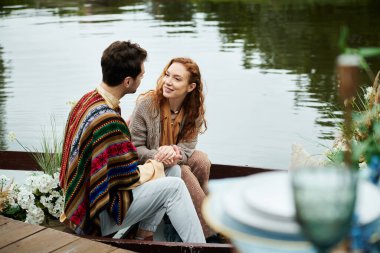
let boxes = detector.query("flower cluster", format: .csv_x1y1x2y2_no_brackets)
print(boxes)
0,171,64,225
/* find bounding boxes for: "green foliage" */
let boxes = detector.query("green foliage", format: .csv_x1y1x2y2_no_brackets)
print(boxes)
1,204,26,221
11,115,63,176
351,105,380,164
30,117,63,176
330,27,380,169
327,87,380,170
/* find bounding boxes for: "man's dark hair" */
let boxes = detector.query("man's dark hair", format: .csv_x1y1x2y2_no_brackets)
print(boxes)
101,41,147,86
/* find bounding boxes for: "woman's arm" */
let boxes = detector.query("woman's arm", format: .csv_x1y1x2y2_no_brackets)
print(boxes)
129,99,158,164
176,136,197,165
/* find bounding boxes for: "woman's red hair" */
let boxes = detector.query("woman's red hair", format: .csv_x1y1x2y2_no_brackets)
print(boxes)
149,57,207,141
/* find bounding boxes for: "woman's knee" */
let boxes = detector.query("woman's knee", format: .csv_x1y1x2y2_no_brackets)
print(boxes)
188,151,211,171
180,165,191,176
187,151,211,184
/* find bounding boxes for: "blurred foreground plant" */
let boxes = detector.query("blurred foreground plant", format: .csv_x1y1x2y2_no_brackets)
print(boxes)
328,27,380,170
327,73,380,173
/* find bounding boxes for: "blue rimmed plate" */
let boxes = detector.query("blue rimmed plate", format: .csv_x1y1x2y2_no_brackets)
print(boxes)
202,176,314,253
222,172,301,235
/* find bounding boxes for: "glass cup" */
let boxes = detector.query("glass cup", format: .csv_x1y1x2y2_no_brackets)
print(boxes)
291,166,358,253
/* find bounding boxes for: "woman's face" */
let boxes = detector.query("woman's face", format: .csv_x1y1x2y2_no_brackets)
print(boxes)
162,62,196,101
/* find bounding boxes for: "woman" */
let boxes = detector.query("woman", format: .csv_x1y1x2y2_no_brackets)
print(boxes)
129,57,217,241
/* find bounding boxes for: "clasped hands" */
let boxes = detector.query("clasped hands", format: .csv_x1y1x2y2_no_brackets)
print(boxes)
154,145,182,167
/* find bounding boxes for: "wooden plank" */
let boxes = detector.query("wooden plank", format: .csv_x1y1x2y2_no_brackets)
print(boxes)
89,237,234,253
110,249,139,253
210,163,274,179
53,238,123,253
0,216,10,226
0,216,45,249
0,216,135,253
0,226,78,253
0,151,41,170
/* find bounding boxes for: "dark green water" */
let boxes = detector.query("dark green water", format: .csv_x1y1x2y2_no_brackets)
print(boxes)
1,0,379,168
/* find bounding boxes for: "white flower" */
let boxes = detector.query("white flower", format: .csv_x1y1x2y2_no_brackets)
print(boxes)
39,190,63,218
0,175,10,183
6,184,19,207
51,196,64,218
53,171,60,186
36,174,57,194
7,132,17,142
17,187,35,210
24,172,43,190
25,205,45,225
0,175,10,190
364,86,373,101
40,195,51,208
50,190,61,198
25,173,57,194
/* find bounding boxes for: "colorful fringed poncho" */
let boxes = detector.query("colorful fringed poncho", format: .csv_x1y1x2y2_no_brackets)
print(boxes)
60,90,140,235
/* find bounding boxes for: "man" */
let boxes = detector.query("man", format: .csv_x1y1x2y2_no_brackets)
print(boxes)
59,41,205,242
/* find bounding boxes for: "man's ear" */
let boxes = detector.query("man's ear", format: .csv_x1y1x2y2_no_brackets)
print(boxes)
187,83,196,93
123,76,131,89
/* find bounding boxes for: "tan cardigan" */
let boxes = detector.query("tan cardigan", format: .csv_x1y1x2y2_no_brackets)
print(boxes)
129,94,197,165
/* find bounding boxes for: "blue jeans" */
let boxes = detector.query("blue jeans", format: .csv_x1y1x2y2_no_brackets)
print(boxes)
99,165,205,243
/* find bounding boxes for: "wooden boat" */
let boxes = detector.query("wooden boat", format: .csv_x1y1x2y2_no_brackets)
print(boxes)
0,150,275,253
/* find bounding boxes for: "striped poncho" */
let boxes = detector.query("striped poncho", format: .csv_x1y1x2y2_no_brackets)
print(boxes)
60,90,140,235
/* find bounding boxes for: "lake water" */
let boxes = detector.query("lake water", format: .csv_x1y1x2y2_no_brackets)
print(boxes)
1,0,380,169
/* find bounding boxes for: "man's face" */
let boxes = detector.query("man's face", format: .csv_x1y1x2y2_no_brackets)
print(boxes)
128,63,145,94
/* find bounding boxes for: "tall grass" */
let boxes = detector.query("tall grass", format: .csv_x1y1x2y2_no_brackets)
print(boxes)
32,116,63,175
13,116,63,176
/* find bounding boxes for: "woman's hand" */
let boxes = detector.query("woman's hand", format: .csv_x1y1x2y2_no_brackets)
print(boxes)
164,145,182,166
154,145,175,162
154,145,182,166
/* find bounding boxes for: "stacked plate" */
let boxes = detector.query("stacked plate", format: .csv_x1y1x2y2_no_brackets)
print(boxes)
202,171,380,253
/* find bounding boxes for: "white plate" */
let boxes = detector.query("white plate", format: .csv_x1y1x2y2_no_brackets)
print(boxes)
204,179,313,253
222,173,301,235
242,171,295,221
232,171,380,226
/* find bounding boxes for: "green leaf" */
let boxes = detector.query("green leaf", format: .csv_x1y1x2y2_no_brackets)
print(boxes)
2,205,26,221
338,26,349,53
357,48,380,58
